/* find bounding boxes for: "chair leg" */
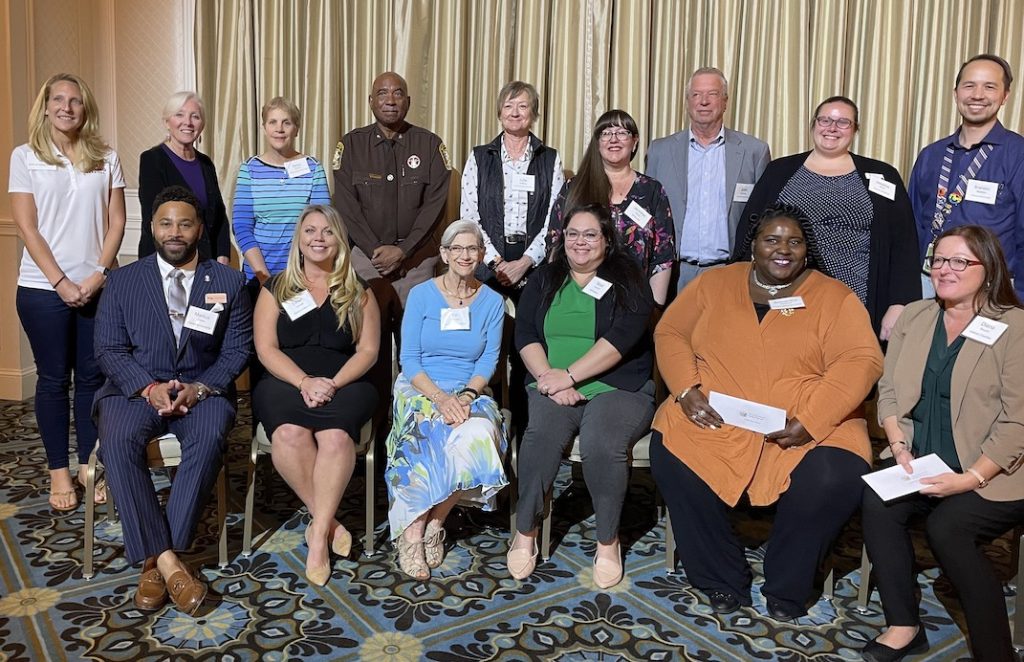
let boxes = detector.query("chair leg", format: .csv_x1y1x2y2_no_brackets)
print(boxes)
508,432,518,536
364,442,376,557
823,567,835,601
665,512,676,575
856,544,873,614
1014,530,1024,651
242,441,260,557
83,449,99,580
540,487,552,562
217,465,228,568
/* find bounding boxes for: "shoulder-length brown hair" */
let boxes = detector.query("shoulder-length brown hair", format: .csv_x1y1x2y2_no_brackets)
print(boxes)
565,109,639,213
935,225,1022,314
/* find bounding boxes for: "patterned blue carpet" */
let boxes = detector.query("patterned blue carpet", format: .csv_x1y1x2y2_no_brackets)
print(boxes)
0,395,1006,660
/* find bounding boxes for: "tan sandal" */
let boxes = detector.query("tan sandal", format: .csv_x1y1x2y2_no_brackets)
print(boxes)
48,488,79,512
423,521,446,569
396,536,429,580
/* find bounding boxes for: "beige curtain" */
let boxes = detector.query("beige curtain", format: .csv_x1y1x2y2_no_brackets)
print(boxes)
196,0,1024,215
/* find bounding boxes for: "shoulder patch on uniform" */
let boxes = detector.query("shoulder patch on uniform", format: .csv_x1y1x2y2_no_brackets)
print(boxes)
332,141,344,170
439,143,451,171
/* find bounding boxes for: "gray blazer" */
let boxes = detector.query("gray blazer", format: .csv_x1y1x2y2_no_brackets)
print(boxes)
646,127,770,252
878,299,1024,501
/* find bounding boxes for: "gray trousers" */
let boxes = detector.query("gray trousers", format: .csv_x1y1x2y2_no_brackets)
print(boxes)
515,382,655,542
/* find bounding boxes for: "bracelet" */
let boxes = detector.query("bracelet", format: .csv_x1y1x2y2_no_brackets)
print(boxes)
141,381,160,401
676,383,701,402
428,390,445,402
888,440,908,451
966,467,989,488
458,387,480,399
298,375,311,389
566,367,576,384
53,274,67,288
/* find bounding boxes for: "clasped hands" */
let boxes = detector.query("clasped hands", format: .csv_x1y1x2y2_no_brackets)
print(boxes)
147,380,201,417
678,389,812,449
299,375,336,409
371,245,405,276
432,391,474,425
536,368,585,406
56,272,106,308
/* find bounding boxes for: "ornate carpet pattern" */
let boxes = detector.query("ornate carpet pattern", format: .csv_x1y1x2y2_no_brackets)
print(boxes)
0,395,1007,660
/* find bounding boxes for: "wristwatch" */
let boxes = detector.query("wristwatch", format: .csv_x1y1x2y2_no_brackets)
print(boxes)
194,383,210,402
95,265,111,276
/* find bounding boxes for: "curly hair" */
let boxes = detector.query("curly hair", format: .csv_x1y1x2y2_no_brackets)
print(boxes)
152,185,201,218
741,203,829,276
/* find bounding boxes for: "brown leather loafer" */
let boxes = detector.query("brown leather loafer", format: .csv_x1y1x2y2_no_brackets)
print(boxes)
165,564,207,616
134,558,167,611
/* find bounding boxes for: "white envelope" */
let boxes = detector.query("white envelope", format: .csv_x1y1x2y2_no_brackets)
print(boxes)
861,453,955,501
708,391,787,435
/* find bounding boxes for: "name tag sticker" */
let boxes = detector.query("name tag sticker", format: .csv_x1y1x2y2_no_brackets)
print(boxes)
582,276,613,299
183,306,219,334
768,296,806,310
965,180,998,205
440,307,471,331
868,177,896,200
733,183,754,203
961,316,1009,346
508,174,536,193
284,158,311,178
205,292,227,304
623,201,652,228
281,290,318,321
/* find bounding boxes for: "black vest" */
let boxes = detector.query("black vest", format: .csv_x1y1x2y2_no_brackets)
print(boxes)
472,132,558,254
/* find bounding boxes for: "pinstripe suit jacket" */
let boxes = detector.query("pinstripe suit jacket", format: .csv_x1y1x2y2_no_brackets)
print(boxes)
94,254,252,405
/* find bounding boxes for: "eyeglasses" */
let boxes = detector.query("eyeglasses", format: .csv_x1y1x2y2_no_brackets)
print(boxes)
564,229,602,243
926,255,984,272
814,116,854,129
444,244,481,256
599,129,633,142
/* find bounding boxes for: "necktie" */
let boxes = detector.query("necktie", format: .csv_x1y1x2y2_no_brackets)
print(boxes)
168,269,187,343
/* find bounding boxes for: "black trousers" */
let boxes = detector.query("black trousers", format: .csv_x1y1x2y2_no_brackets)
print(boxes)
651,431,868,614
862,470,1024,662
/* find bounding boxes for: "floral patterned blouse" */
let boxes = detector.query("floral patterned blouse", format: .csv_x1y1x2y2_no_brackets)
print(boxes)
547,172,676,277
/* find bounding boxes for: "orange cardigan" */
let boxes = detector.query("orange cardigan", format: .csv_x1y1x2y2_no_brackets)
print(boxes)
653,263,883,506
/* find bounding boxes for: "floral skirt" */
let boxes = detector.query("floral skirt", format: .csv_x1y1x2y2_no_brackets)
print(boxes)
385,374,508,539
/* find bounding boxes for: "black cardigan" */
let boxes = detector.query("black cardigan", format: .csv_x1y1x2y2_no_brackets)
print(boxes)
732,151,920,333
514,262,654,392
137,144,231,259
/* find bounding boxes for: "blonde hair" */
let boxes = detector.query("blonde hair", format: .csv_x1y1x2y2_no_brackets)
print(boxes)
28,73,109,171
261,96,301,128
273,205,365,338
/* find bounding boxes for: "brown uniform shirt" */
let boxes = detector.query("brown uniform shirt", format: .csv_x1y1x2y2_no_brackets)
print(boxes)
332,122,451,259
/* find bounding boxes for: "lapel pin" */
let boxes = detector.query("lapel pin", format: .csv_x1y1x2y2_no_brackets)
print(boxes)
204,274,210,282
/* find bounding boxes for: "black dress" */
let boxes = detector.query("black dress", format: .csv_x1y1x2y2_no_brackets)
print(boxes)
253,282,378,438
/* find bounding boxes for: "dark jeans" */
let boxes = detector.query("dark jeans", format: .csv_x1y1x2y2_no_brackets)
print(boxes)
516,382,655,542
863,466,1024,662
16,286,102,469
651,431,868,615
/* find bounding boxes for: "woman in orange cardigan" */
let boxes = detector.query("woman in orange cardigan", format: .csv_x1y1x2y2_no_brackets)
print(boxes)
650,203,883,620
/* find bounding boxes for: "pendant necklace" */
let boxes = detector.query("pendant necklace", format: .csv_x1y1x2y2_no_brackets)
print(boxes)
751,269,793,296
441,276,477,306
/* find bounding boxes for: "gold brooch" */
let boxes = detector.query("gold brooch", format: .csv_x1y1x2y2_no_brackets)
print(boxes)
780,308,795,317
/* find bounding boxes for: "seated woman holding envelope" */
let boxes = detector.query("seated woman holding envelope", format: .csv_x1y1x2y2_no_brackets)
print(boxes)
650,203,883,620
253,205,380,586
386,220,508,581
508,202,656,589
860,225,1024,662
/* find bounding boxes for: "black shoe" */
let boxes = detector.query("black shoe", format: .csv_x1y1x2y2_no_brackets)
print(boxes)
706,590,740,614
766,598,802,622
860,626,929,662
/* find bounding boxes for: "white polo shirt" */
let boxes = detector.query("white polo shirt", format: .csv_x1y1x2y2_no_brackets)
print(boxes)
8,143,126,290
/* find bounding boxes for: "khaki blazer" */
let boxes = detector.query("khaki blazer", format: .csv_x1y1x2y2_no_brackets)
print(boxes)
878,299,1024,501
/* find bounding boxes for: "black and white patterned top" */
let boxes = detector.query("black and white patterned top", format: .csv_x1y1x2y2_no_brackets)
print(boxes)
778,167,872,303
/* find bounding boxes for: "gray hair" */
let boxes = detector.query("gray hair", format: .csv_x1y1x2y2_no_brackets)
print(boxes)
162,91,205,122
441,220,484,248
686,67,729,98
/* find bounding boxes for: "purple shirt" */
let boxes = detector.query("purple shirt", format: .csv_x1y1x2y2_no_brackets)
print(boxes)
162,143,208,208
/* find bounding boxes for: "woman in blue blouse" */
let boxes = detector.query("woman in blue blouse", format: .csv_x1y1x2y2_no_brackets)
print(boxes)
232,96,331,287
386,220,508,580
510,202,656,588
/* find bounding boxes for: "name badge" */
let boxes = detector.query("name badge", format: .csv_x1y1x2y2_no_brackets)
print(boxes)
440,307,471,330
623,201,652,228
961,316,1009,346
965,179,998,205
581,276,613,299
732,183,754,203
868,177,896,200
183,305,219,334
284,157,311,178
768,296,806,310
281,290,318,321
508,174,535,193
205,292,227,305
865,172,883,181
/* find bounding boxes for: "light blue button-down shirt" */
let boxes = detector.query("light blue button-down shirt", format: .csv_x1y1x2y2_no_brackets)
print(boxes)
680,128,729,263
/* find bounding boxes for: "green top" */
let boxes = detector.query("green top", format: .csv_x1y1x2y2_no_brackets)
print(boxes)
537,278,615,399
910,309,965,471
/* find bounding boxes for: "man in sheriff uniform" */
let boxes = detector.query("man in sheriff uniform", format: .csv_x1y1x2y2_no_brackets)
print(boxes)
332,71,451,418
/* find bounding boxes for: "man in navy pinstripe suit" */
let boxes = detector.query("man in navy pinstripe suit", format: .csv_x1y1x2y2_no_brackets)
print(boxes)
94,186,251,615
